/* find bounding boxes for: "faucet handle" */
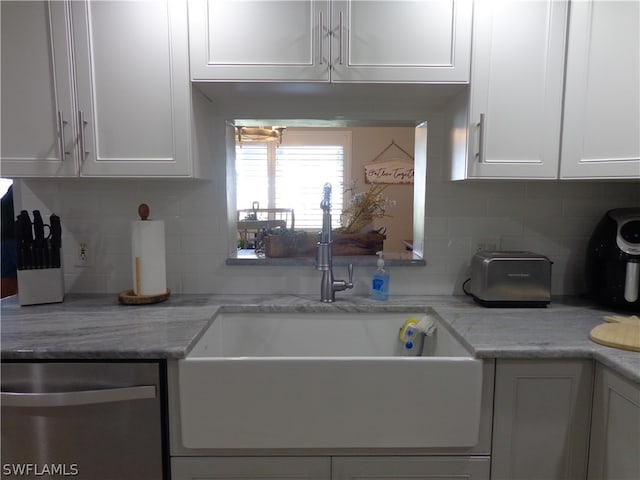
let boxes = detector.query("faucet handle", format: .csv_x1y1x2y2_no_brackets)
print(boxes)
347,263,354,288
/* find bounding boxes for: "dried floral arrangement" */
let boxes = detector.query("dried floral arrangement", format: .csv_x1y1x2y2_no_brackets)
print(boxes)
338,182,396,234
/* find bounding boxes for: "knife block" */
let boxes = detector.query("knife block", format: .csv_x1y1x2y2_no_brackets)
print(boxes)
17,267,64,306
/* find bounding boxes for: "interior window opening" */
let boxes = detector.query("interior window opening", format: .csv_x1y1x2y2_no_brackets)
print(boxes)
229,123,425,264
235,129,351,255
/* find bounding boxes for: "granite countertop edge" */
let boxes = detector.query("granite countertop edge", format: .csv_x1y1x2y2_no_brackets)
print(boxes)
1,294,638,384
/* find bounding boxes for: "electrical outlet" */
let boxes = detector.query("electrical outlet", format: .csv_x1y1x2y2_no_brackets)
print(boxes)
75,241,92,267
475,238,499,253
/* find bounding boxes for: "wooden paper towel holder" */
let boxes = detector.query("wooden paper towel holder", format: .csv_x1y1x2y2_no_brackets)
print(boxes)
118,203,171,305
118,289,170,305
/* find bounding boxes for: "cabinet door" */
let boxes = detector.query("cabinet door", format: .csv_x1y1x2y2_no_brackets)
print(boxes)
465,0,567,179
333,456,490,480
588,364,640,480
331,0,472,83
560,1,640,179
188,0,330,82
171,457,331,480
70,0,192,177
0,1,78,177
491,359,593,480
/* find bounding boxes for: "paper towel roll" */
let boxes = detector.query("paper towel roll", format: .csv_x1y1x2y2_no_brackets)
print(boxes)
131,220,167,296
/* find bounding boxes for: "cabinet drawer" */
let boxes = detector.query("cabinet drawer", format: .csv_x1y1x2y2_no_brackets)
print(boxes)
332,456,490,480
171,457,331,480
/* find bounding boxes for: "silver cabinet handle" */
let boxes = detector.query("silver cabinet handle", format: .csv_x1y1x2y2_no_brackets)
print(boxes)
78,110,88,162
338,11,344,65
318,10,324,65
1,385,156,408
476,113,486,163
57,111,68,160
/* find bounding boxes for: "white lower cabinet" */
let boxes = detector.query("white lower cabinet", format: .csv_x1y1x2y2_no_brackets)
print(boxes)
332,456,490,479
171,457,331,480
588,364,640,480
168,361,494,480
491,359,594,480
171,456,490,480
169,359,638,480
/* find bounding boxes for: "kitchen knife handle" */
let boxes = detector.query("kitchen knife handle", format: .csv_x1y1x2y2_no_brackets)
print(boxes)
476,113,486,163
49,215,61,242
32,210,46,268
20,210,33,243
17,211,33,269
33,210,45,241
50,214,62,268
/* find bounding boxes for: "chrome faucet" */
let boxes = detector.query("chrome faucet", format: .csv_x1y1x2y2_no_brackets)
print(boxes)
317,183,354,302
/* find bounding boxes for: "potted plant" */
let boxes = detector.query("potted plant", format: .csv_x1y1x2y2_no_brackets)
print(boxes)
330,182,394,255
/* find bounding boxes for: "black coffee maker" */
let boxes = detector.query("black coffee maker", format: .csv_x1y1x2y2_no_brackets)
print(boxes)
586,208,640,312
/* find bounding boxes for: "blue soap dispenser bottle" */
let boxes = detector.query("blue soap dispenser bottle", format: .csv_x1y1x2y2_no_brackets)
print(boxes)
371,251,390,301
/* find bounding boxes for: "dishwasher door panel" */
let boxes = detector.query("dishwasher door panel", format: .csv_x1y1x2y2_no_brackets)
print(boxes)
1,362,164,480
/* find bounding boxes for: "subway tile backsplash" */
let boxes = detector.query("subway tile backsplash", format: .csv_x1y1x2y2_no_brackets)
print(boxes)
13,114,640,296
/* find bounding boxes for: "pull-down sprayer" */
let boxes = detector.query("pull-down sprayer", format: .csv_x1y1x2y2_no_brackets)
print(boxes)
317,183,353,302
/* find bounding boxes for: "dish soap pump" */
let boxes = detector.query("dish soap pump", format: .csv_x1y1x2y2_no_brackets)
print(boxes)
371,251,390,301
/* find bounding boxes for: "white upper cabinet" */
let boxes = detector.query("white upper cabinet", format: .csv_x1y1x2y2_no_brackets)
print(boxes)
560,0,640,179
71,0,192,177
189,0,329,82
330,0,472,83
188,0,472,83
453,0,568,179
1,0,196,178
452,0,639,181
0,1,78,177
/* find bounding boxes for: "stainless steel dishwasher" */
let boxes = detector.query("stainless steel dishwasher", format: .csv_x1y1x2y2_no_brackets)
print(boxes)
1,361,165,479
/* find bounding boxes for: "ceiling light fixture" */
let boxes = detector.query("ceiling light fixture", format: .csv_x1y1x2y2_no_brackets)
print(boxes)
235,126,286,145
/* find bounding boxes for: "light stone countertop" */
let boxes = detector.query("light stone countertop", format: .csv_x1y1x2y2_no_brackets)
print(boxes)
1,293,638,384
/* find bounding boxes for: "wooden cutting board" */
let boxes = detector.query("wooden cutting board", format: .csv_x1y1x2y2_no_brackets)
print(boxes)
590,315,640,352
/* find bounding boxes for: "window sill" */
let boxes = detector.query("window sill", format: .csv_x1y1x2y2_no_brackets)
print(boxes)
226,250,425,267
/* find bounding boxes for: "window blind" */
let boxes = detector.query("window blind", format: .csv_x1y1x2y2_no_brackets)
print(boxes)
235,144,269,210
235,131,349,231
275,145,344,230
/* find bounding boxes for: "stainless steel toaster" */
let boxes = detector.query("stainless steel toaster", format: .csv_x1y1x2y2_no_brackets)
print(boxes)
467,251,552,307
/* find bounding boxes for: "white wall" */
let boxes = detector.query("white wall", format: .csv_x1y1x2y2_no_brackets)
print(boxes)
14,111,640,296
349,126,415,252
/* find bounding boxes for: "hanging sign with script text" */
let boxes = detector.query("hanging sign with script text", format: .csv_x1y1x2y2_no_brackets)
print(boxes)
364,158,414,184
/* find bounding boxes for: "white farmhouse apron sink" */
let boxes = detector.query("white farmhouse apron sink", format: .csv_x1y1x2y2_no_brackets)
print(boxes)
177,309,482,450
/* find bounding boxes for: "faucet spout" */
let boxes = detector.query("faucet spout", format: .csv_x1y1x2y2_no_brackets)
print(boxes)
317,183,354,302
320,183,332,244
